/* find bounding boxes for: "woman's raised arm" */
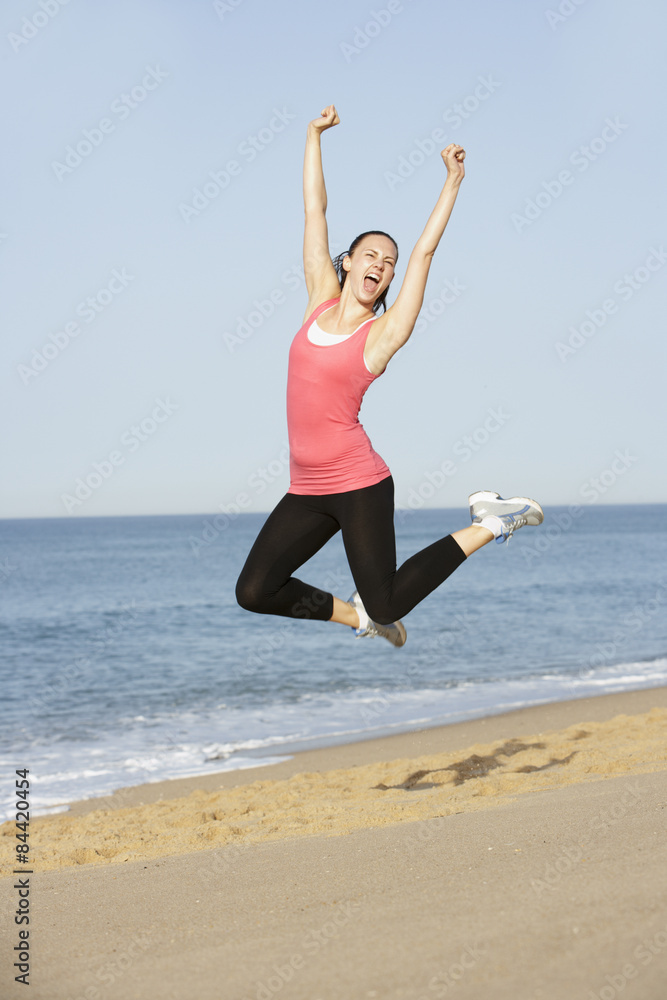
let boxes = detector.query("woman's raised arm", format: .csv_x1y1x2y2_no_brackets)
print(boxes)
365,144,466,372
302,105,343,320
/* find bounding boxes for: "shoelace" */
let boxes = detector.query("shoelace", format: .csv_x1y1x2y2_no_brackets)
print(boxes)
501,514,528,544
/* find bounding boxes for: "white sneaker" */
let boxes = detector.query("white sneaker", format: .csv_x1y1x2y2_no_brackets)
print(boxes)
468,491,544,544
348,591,407,647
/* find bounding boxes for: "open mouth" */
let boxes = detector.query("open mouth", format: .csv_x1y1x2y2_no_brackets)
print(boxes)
363,273,381,293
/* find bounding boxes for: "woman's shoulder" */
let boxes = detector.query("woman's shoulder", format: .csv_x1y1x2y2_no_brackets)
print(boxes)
300,296,340,329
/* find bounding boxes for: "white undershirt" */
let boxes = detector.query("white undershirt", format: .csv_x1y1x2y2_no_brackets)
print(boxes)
308,318,374,374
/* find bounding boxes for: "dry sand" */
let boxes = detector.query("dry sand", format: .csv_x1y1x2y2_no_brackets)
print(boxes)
1,686,666,999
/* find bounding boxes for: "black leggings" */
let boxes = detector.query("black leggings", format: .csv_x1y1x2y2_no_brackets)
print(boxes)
235,476,466,625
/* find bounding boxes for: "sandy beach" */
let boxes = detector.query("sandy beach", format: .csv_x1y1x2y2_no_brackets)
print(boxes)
2,686,667,999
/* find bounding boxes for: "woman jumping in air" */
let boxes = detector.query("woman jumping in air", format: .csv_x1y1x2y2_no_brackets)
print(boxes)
236,105,543,646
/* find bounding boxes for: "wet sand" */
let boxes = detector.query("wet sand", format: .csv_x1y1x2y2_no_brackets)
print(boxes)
1,686,666,999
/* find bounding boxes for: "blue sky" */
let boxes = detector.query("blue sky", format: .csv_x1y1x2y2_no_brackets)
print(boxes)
2,0,666,519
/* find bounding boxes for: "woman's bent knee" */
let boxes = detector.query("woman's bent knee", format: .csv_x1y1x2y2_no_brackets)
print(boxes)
235,574,266,614
362,598,397,627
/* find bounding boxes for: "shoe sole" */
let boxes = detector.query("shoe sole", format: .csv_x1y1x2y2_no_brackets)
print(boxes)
388,621,407,648
353,620,407,647
468,490,501,506
469,491,544,526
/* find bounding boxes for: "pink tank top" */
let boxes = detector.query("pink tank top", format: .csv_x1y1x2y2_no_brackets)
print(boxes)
286,298,391,495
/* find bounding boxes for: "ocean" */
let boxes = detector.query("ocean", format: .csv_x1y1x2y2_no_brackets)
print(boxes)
1,505,666,820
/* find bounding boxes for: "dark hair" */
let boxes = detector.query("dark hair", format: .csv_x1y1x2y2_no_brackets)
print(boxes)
331,230,399,315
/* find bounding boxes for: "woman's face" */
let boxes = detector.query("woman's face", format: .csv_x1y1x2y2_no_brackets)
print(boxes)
343,236,397,307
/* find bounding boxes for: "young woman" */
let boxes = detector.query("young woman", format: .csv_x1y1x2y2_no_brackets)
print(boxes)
236,105,543,646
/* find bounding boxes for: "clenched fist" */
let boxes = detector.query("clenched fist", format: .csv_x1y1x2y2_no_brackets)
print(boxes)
441,143,465,181
309,105,340,132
